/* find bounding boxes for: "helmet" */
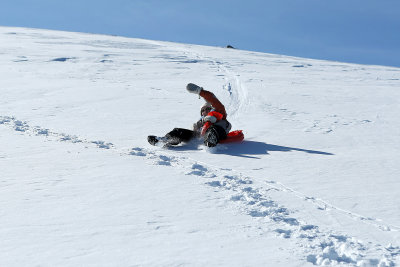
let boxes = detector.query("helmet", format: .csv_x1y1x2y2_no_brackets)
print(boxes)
200,102,213,116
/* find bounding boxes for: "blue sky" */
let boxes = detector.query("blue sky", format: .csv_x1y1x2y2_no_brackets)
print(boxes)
1,0,400,67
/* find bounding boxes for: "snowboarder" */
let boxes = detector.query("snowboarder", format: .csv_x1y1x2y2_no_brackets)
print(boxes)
148,83,232,147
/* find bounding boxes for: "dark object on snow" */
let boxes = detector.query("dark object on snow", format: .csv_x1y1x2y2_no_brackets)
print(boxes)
51,57,73,62
226,45,235,49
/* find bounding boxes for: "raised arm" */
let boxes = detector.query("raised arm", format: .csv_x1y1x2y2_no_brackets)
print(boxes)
186,83,227,119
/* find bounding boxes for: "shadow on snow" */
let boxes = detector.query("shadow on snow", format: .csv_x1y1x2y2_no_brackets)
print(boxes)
170,140,334,159
214,140,334,159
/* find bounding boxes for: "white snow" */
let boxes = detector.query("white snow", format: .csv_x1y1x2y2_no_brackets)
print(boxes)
0,26,399,266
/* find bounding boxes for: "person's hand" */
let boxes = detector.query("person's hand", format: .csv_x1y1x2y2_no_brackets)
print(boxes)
203,115,217,123
186,83,203,95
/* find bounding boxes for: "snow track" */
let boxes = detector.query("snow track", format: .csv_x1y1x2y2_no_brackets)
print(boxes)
173,45,250,121
128,147,400,266
1,115,399,266
220,64,249,120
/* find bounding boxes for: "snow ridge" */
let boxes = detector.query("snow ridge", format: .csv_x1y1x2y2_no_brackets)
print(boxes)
1,116,399,266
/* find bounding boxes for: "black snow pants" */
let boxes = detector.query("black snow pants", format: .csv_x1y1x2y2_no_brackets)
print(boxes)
165,128,195,145
166,125,227,146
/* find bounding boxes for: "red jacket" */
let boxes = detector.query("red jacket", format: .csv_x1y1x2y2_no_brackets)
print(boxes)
199,90,227,119
201,111,224,136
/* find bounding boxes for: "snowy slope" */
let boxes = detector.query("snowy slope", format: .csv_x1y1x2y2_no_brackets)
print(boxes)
1,26,399,266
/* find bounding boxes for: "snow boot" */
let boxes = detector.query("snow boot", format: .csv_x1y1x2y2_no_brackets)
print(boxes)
204,127,219,147
147,135,159,146
148,135,177,147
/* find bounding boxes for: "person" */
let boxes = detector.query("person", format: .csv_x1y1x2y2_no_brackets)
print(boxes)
148,83,232,147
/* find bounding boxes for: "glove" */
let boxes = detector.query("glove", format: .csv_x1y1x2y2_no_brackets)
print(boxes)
193,119,203,132
203,115,217,123
186,83,203,95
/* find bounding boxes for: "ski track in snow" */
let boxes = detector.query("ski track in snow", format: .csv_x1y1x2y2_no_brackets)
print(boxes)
177,47,250,120
1,115,399,266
